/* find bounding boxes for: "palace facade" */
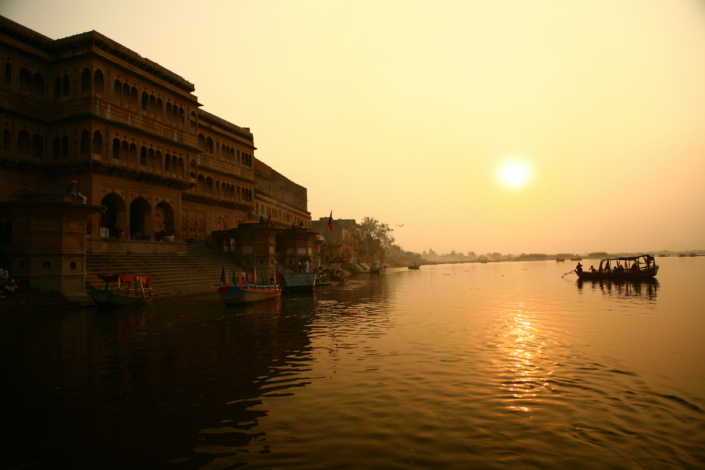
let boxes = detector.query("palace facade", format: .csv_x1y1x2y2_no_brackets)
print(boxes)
0,16,310,255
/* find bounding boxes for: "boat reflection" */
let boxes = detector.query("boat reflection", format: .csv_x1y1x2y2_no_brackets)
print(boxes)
577,278,659,301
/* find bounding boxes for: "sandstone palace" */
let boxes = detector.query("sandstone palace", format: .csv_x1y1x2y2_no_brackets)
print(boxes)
0,15,310,250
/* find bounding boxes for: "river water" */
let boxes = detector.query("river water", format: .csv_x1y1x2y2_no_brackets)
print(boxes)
2,257,704,470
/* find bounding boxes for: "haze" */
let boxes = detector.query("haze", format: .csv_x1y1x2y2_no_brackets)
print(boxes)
3,0,704,255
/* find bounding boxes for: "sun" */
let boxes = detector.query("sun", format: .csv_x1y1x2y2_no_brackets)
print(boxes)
496,157,532,189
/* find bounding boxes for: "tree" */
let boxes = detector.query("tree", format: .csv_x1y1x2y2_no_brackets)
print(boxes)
360,216,395,249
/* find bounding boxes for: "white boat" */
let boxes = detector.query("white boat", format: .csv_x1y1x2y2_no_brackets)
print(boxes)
280,272,316,292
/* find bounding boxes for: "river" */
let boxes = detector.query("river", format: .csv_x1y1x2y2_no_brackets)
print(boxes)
2,257,704,469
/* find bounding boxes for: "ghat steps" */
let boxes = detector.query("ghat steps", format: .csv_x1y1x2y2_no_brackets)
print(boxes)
85,243,241,298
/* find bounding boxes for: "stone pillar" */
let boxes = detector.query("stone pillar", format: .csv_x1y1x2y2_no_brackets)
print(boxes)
0,194,101,301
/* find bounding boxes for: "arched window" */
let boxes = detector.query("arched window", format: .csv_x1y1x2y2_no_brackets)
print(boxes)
62,74,69,96
81,68,91,93
32,73,44,96
197,134,206,151
121,141,129,161
112,138,120,159
54,76,62,99
148,95,155,114
164,153,171,171
206,136,213,153
156,97,163,116
61,136,69,159
113,79,121,101
122,83,130,105
92,131,103,155
130,87,138,108
19,68,31,92
80,130,90,156
155,150,162,169
129,143,137,163
140,146,147,166
93,69,104,93
31,134,43,159
141,91,148,111
148,148,155,168
17,130,30,155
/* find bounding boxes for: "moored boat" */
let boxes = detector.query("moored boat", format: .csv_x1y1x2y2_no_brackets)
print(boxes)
89,273,153,307
280,272,316,292
218,284,281,305
574,254,658,279
218,267,281,305
408,264,420,269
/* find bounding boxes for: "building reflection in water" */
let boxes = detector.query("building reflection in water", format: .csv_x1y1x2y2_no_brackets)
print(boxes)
576,278,659,301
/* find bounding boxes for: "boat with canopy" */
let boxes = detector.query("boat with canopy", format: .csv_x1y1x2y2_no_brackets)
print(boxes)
217,266,281,305
89,273,153,307
572,254,658,279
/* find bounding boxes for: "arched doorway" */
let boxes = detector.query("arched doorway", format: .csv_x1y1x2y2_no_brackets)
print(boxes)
154,201,175,241
100,193,126,238
129,197,151,240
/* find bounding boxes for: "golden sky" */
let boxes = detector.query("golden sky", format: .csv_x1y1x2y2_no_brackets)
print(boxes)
4,0,705,255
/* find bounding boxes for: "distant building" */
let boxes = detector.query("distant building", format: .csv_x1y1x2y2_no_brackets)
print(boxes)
0,15,309,259
311,218,383,266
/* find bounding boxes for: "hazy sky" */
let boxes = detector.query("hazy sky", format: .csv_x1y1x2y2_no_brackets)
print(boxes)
3,0,705,255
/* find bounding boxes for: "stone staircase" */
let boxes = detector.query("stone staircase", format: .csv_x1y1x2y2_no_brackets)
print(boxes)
85,243,241,298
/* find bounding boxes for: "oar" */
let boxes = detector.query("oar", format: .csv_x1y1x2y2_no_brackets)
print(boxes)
561,269,576,278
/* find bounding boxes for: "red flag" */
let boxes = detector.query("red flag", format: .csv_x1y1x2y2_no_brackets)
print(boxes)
327,211,333,231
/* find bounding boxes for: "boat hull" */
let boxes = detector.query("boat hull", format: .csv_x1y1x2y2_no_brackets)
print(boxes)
280,273,316,292
576,265,659,280
218,286,281,305
89,289,152,307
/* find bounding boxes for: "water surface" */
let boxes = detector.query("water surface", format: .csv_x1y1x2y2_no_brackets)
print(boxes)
2,257,704,469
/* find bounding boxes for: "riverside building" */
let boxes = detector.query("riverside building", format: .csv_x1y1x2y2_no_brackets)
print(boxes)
0,15,310,258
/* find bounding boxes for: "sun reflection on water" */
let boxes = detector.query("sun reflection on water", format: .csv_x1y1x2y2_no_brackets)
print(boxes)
496,309,552,413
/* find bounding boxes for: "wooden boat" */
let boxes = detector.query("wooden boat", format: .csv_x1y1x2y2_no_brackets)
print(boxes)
408,264,420,269
218,267,281,305
89,274,153,307
280,272,316,292
218,285,281,305
574,254,658,280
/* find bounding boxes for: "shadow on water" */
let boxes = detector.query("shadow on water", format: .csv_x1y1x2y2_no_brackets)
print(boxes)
0,292,321,469
576,278,659,301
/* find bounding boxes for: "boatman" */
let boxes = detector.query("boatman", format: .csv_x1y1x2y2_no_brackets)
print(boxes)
575,262,583,273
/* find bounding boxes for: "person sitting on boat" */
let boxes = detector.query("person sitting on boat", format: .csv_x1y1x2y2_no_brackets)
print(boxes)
575,262,583,273
590,265,597,273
